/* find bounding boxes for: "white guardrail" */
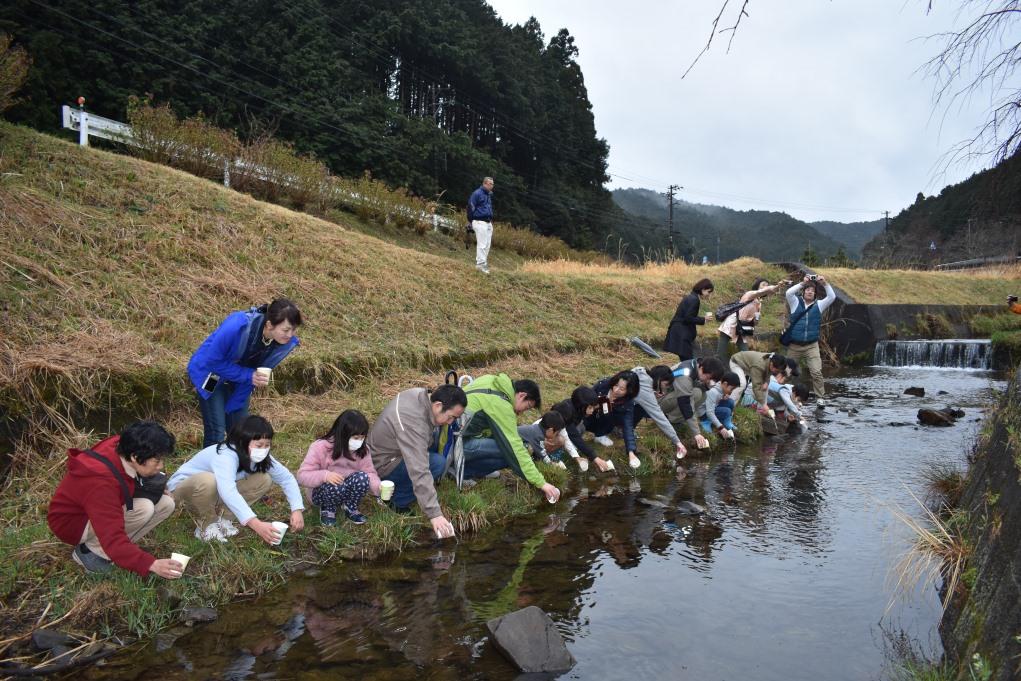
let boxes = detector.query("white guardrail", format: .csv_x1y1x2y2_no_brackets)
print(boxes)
60,104,458,231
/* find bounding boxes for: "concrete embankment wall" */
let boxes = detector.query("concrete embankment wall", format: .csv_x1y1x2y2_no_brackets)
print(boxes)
940,368,1021,680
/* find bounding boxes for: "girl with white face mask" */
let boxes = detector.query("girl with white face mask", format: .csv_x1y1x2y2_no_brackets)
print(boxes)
297,410,381,526
168,415,306,544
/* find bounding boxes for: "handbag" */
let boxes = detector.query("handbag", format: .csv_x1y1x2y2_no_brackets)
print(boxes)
779,303,811,347
714,298,755,322
133,471,169,505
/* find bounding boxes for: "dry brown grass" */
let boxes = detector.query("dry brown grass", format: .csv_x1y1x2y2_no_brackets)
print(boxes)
817,265,1021,304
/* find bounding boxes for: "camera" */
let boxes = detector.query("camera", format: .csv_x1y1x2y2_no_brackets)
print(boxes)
807,274,819,282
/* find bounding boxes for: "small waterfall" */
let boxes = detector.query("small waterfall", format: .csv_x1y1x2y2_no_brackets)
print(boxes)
873,339,992,369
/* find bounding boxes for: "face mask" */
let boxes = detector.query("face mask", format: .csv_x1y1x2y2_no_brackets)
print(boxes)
249,447,270,464
348,438,365,452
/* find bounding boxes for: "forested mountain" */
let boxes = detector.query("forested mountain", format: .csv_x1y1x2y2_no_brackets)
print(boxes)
861,151,1021,266
810,220,885,256
611,188,850,263
0,1,616,248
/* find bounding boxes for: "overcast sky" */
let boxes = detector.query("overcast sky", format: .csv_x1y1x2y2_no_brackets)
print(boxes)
485,0,997,223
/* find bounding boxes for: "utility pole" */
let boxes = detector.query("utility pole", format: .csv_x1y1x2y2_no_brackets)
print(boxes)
665,184,681,258
884,210,890,232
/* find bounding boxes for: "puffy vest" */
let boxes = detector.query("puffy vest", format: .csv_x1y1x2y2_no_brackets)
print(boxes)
789,300,822,343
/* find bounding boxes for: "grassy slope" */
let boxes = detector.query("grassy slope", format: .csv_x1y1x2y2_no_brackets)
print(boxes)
1,122,1019,650
816,265,1019,305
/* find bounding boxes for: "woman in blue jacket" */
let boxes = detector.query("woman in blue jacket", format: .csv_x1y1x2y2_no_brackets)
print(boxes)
584,370,642,470
188,299,302,446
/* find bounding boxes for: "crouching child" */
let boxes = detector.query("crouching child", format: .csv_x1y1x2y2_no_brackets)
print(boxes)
47,421,184,578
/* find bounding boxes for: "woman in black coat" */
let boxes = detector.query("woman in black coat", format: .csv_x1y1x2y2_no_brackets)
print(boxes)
663,278,714,361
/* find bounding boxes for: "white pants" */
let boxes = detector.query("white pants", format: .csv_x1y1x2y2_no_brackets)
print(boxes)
472,220,493,270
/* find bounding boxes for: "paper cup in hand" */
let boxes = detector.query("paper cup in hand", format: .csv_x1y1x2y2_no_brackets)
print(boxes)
256,367,272,382
170,552,191,572
379,480,395,502
271,521,288,545
605,460,615,471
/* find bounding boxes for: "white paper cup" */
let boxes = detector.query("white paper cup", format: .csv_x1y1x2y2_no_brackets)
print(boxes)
170,552,191,572
271,521,288,545
256,367,272,382
605,460,616,471
379,480,395,502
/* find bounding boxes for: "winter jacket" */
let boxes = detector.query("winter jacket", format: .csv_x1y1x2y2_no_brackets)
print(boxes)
784,283,836,344
47,436,155,577
663,293,704,357
767,377,802,418
729,351,774,406
657,359,709,437
188,307,300,413
701,384,730,430
467,186,493,221
167,444,304,526
297,439,382,504
553,398,597,461
719,291,762,340
367,388,443,518
632,366,681,445
463,373,547,489
586,376,638,454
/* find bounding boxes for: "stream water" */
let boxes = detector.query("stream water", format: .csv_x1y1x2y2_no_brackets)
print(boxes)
85,366,1004,681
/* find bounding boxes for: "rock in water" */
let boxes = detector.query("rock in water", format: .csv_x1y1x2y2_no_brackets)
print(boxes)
180,607,218,626
904,387,925,397
486,606,576,673
675,501,706,515
31,629,75,651
917,409,954,427
942,407,965,419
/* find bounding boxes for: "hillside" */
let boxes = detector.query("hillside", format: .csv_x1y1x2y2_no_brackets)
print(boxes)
862,151,1021,266
611,188,847,262
810,219,885,256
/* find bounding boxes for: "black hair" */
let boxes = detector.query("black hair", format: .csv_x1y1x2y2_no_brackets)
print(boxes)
221,415,275,474
768,353,788,373
319,409,369,461
262,298,303,327
539,411,566,432
512,379,542,411
791,384,810,401
117,421,175,464
606,370,640,401
430,384,468,411
552,399,576,426
570,386,598,417
691,278,714,294
648,365,674,392
785,358,801,377
721,371,741,387
698,357,726,382
751,277,769,291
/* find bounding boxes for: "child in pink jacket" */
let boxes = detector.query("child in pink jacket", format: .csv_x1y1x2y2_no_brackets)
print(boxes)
297,410,381,525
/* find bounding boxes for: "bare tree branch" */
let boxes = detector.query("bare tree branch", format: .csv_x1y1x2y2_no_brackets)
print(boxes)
682,0,751,79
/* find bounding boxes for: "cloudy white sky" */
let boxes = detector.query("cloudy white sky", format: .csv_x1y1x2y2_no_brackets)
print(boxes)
486,0,997,223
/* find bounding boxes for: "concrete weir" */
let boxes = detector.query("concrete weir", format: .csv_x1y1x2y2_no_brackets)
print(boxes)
775,263,1001,363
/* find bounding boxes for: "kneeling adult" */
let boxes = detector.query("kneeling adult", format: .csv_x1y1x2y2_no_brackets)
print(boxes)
48,421,183,578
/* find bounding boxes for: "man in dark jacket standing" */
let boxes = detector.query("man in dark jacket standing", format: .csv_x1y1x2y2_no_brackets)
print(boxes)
48,421,184,578
467,176,495,274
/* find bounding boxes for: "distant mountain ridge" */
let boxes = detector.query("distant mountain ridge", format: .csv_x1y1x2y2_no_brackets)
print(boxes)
611,188,879,262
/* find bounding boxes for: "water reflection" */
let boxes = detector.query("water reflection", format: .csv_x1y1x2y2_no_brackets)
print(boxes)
85,368,1003,681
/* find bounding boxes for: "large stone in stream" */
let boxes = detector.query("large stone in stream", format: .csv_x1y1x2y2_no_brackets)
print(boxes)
31,629,74,651
486,606,575,673
918,409,954,427
904,387,925,397
180,607,218,626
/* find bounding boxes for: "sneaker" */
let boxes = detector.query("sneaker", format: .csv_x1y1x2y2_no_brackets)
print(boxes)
485,471,501,479
343,505,367,525
72,544,113,574
195,522,228,543
320,508,337,527
476,266,490,275
815,398,827,410
387,501,414,515
216,516,239,537
594,435,614,447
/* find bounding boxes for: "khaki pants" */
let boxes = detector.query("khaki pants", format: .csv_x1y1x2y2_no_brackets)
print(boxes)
171,471,272,528
80,495,176,560
785,341,825,398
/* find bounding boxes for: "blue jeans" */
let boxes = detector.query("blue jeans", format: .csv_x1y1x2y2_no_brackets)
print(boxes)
700,399,735,433
198,382,250,447
382,452,446,510
462,438,508,479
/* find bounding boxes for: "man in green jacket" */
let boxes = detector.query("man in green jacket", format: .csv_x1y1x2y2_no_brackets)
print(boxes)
462,373,561,503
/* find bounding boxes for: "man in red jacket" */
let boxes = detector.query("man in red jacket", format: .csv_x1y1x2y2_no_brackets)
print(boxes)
47,421,183,578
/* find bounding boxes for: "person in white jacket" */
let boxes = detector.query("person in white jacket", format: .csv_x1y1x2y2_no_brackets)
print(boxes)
168,415,305,544
634,366,688,460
